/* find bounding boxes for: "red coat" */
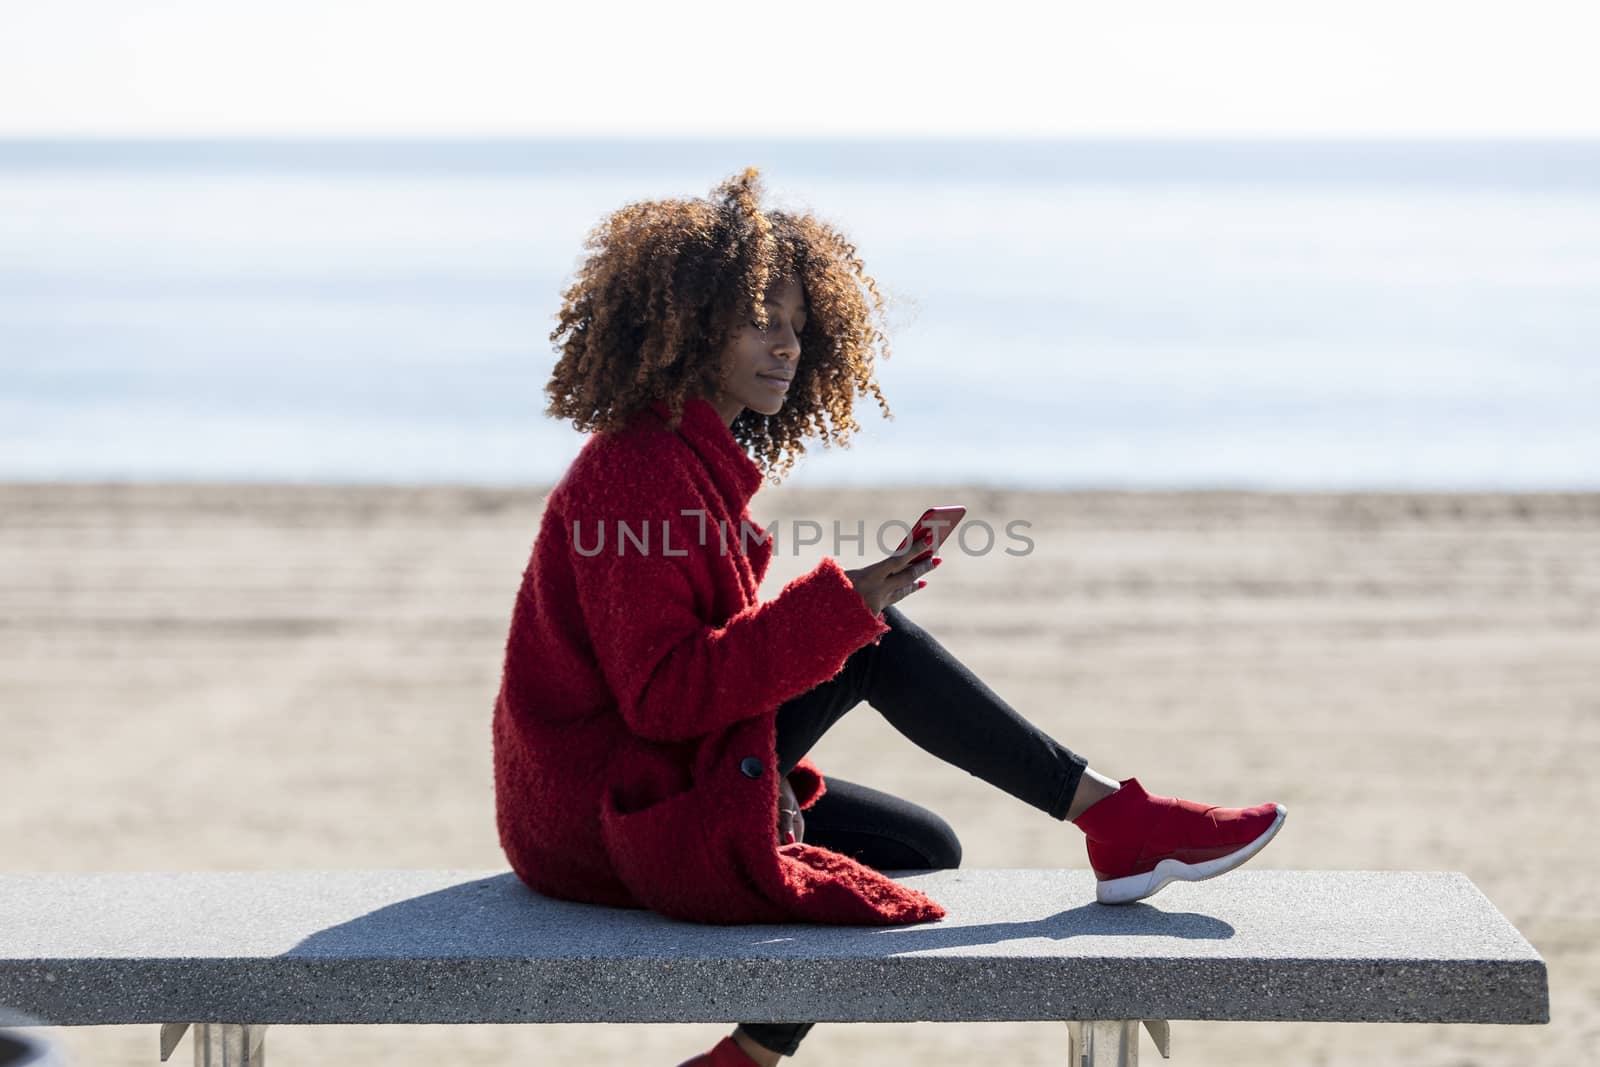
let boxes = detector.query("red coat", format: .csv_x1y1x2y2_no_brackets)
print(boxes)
492,395,946,925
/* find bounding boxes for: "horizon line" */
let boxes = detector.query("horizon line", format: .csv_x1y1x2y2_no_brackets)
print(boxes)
5,133,1600,144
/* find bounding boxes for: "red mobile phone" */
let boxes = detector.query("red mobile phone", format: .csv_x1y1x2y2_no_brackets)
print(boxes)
894,505,966,564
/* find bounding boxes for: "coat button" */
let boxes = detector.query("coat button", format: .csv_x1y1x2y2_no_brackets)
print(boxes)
739,757,764,779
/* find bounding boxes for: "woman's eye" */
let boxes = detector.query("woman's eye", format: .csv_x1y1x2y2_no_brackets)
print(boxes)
749,318,803,335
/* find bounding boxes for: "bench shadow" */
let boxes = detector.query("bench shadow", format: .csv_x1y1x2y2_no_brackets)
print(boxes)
759,899,1236,954
285,873,1233,961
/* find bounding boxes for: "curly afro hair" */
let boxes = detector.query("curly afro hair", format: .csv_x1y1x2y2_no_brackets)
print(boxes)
544,166,894,484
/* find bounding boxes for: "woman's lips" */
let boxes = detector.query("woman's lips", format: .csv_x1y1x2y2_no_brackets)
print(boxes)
758,375,791,392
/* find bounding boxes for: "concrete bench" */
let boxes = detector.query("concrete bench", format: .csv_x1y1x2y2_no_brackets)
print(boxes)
0,868,1548,1065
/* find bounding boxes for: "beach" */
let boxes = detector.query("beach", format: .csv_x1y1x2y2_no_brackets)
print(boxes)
3,481,1595,1065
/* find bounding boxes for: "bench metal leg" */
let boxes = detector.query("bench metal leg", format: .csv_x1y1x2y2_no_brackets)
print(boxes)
159,1023,267,1066
1066,1020,1171,1065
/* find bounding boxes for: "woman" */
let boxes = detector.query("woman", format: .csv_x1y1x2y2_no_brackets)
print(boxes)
491,168,1287,1066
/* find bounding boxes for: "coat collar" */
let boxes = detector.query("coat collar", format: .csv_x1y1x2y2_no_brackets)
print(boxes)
644,395,764,510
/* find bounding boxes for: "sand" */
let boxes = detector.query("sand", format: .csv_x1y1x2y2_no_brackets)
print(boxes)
3,482,1596,1066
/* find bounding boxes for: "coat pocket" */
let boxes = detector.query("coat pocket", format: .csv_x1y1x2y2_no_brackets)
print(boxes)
598,731,796,924
598,778,737,920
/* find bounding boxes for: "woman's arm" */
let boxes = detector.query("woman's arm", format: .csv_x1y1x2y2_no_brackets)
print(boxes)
568,506,889,743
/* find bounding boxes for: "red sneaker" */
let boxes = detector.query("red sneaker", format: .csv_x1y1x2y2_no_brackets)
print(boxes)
1071,778,1287,904
673,1036,760,1067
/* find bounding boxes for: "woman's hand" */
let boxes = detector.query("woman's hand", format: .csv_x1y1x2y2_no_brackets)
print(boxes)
844,531,940,616
777,775,806,846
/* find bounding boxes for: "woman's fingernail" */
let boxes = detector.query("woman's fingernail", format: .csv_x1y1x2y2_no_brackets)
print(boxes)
931,557,942,567
917,579,927,589
782,831,796,845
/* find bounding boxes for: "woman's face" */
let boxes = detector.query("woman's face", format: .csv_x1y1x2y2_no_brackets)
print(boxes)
708,274,807,426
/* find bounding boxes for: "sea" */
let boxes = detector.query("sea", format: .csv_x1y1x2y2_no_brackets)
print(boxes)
2,139,1596,490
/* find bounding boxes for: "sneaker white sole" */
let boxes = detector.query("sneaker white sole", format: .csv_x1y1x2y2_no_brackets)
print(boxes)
1094,803,1288,905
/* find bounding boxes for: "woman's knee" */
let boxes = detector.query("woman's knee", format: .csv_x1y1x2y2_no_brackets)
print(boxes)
918,812,963,870
803,777,962,871
890,800,964,870
877,604,932,650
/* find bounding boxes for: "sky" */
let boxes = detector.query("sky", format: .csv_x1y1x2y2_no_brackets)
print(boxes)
2,0,1599,138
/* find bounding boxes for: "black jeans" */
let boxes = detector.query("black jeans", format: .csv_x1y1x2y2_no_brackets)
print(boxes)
737,604,1089,1057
